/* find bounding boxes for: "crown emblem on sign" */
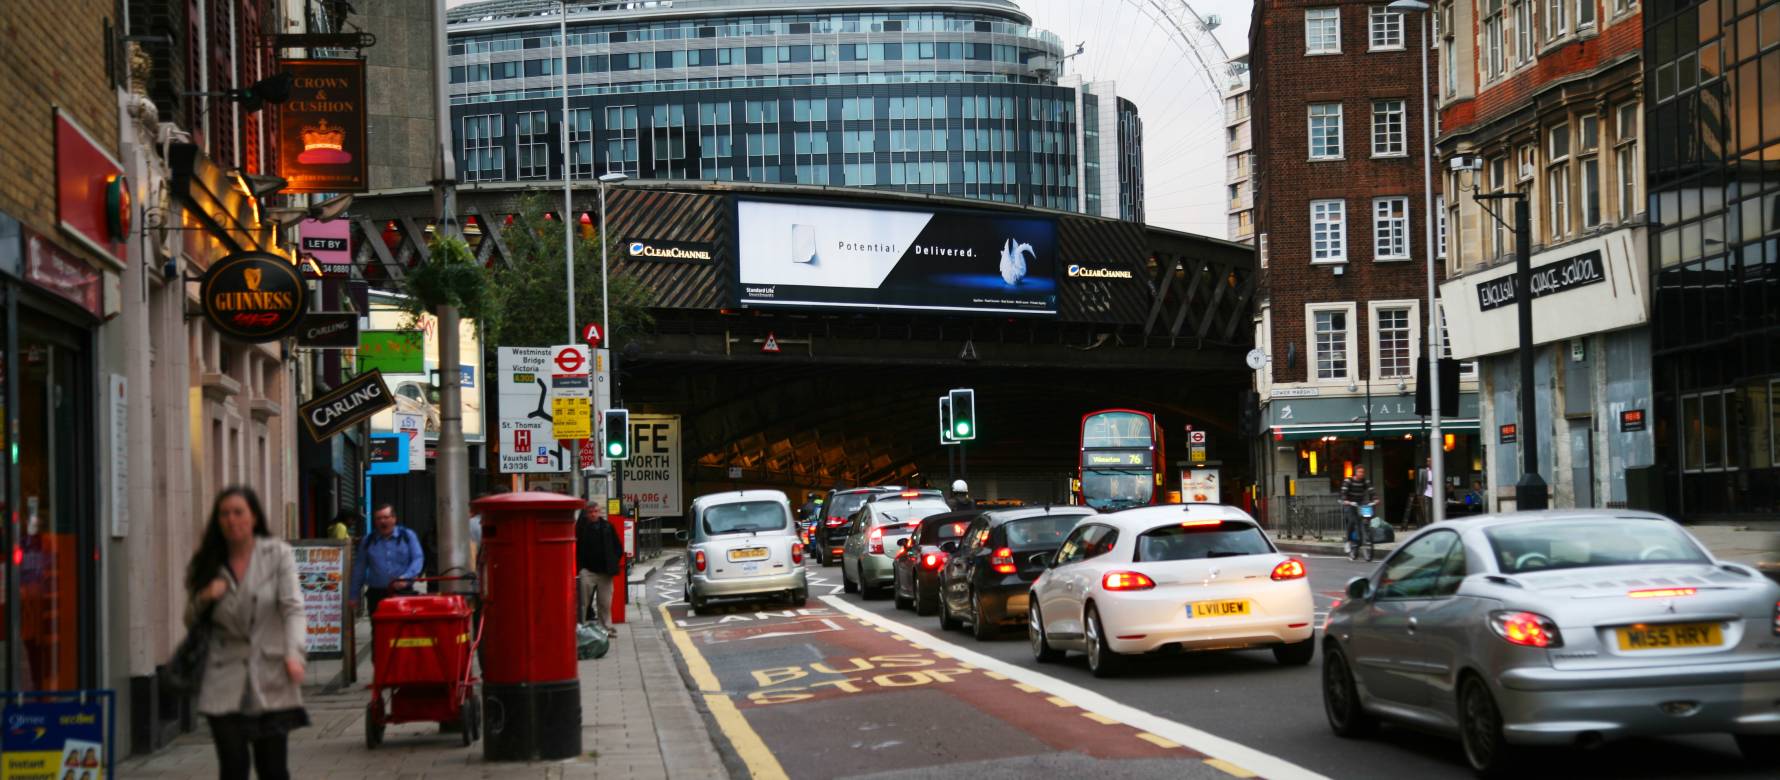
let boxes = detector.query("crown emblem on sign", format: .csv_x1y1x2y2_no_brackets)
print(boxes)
302,120,345,152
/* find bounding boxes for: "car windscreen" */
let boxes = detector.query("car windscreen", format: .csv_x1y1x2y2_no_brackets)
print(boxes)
1484,519,1710,574
872,501,951,526
828,492,875,519
921,519,972,544
702,501,789,536
1134,521,1272,562
1002,515,1084,547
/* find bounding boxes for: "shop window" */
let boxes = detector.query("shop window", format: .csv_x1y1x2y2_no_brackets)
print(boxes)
1682,390,1738,472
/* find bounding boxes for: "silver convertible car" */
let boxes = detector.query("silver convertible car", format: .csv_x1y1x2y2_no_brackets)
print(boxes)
1321,510,1780,775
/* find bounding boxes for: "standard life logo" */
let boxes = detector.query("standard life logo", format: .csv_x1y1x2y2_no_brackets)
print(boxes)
1067,264,1134,279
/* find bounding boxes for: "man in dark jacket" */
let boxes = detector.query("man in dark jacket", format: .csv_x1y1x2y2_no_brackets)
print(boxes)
1339,467,1380,560
576,505,623,633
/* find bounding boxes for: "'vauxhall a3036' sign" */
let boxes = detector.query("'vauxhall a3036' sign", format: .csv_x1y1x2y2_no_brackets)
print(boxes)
200,251,308,341
300,369,394,441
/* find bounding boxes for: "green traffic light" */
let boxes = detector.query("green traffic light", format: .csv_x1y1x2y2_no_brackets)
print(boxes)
955,421,971,436
608,442,624,457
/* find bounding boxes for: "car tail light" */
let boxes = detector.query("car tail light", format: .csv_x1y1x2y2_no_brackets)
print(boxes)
869,527,884,554
1488,610,1563,648
826,517,846,527
900,490,921,498
792,544,803,564
693,550,707,573
1102,571,1156,591
1180,519,1223,528
922,552,945,570
990,547,1017,575
1270,558,1307,581
1628,587,1697,598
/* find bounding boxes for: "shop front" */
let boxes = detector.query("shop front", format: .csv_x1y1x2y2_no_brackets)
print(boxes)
1266,392,1483,525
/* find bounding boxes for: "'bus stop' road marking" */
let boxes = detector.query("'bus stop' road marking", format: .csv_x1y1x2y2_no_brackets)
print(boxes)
659,604,788,780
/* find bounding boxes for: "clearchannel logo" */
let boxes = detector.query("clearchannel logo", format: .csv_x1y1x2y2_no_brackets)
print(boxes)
626,240,714,261
1067,264,1134,279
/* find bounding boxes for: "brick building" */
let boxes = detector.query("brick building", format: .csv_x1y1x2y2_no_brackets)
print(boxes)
1249,0,1481,526
1433,0,1651,512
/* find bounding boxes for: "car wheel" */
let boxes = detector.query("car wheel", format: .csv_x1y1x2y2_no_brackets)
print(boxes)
1735,734,1780,767
1458,674,1524,776
1273,637,1315,666
688,592,707,614
939,585,963,631
790,588,808,606
842,562,858,594
858,565,878,599
894,576,914,610
1084,605,1124,678
970,590,997,641
1029,600,1062,663
1322,645,1377,737
915,586,938,616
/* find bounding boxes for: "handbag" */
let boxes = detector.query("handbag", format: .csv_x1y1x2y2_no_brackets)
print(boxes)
165,603,216,696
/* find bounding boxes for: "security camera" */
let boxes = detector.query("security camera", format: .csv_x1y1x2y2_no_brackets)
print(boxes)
1448,155,1484,171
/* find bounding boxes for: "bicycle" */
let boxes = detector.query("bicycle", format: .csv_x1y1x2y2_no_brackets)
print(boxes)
1341,501,1378,562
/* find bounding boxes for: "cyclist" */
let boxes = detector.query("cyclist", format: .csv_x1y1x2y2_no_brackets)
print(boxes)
1339,466,1380,561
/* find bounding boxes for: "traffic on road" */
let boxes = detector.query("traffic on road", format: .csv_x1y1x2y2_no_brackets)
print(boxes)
651,487,1780,780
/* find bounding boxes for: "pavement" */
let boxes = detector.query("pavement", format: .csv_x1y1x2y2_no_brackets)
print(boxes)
119,557,730,780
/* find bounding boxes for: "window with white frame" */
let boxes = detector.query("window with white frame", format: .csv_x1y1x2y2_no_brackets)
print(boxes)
1577,0,1596,27
1310,305,1354,380
1371,301,1418,379
568,108,594,179
1306,8,1341,54
1513,0,1534,64
1614,0,1634,13
1309,103,1344,159
1488,157,1508,258
515,111,550,180
1443,35,1457,95
1372,99,1406,156
1373,197,1410,260
1311,199,1347,262
1546,0,1568,39
1548,122,1571,239
1578,114,1601,228
1436,195,1448,258
1436,302,1479,377
1369,7,1404,49
462,114,504,182
1485,0,1506,78
1615,103,1639,220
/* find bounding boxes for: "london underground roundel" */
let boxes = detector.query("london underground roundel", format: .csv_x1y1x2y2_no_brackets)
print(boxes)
200,251,308,342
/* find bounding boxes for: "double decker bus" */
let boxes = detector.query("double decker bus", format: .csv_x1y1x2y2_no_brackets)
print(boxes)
1076,409,1165,510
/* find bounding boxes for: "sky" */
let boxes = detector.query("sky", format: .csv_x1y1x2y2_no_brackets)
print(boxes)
442,0,1255,238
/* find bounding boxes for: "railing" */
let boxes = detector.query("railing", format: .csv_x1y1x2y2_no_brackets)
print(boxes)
634,515,664,560
1278,494,1350,541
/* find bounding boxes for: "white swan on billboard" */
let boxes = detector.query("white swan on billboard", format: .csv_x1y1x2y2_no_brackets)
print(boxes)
999,239,1035,286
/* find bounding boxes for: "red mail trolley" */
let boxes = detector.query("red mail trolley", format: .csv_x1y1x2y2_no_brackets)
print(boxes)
364,576,482,748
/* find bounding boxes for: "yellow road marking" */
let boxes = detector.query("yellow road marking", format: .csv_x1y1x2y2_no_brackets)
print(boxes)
1081,712,1119,725
1013,683,1041,693
984,671,1010,680
1136,732,1182,749
1045,696,1078,709
1205,758,1258,777
659,606,788,780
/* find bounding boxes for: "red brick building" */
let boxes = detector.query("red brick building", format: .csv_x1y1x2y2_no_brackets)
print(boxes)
1249,0,1481,525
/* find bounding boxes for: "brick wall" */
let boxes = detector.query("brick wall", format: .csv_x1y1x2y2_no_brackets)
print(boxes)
0,0,119,255
1252,0,1445,385
1442,8,1642,135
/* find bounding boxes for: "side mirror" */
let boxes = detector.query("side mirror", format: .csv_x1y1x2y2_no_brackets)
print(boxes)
674,530,689,542
897,537,911,549
939,540,959,554
1038,551,1055,568
1345,576,1372,601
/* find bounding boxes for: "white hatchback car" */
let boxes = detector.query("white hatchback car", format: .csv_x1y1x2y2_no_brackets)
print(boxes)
1028,504,1316,676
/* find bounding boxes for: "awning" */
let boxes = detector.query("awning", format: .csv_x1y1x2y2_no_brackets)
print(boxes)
1272,418,1481,441
168,143,277,255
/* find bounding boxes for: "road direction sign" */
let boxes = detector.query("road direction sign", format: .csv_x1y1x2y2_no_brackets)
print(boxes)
583,322,603,348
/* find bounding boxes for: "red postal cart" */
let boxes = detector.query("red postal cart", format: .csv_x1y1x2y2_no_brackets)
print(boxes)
364,576,482,748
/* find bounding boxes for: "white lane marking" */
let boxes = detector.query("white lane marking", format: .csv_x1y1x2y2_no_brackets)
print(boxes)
735,618,847,641
820,595,1331,780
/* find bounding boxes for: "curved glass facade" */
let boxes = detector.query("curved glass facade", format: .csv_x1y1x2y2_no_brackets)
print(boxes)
445,0,1140,216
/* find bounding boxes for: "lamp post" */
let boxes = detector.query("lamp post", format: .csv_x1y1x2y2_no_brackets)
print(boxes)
1387,0,1444,522
1472,191,1547,509
560,1,579,494
597,171,628,508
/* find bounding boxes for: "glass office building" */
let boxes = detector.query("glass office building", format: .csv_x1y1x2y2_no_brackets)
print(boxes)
446,0,1142,217
1644,0,1780,519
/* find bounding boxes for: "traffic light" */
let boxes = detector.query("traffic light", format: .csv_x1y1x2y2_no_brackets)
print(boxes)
603,408,630,461
948,388,976,440
938,395,957,445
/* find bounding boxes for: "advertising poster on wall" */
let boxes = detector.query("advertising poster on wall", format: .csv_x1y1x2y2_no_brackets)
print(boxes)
364,298,484,443
623,414,682,517
735,199,1058,315
291,541,348,656
1,692,113,779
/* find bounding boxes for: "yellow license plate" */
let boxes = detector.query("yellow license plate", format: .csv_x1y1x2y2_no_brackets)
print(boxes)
727,547,769,562
1616,622,1723,651
1189,599,1251,619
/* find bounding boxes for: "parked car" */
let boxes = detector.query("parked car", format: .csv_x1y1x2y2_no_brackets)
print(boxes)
841,491,951,598
683,490,807,614
813,487,901,565
1028,504,1314,676
1321,510,1780,775
892,510,984,615
940,506,1092,640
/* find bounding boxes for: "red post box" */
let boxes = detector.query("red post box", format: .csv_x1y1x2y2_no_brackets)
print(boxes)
471,491,584,761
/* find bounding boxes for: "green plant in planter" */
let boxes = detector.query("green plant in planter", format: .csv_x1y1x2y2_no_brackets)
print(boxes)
400,235,495,328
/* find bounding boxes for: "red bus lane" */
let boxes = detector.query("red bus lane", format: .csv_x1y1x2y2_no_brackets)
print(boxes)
660,601,1211,779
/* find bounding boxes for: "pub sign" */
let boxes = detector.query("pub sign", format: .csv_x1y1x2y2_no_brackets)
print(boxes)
277,59,368,193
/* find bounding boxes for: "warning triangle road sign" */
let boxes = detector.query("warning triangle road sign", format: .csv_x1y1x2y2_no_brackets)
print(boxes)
761,332,781,353
959,339,979,361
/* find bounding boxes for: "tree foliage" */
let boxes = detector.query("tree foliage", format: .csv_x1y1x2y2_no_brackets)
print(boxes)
485,193,655,348
400,234,495,326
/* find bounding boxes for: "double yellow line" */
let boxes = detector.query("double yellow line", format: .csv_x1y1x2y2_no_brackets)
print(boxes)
659,606,789,780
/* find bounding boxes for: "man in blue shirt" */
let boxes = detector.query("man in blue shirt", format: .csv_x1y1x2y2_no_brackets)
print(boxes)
349,503,425,617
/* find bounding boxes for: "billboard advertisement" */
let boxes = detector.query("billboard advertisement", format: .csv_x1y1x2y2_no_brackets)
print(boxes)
364,299,484,444
735,199,1058,315
623,414,681,518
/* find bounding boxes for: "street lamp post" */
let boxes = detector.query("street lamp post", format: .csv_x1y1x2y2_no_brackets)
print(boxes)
597,171,628,508
1388,0,1444,523
560,0,579,495
1473,190,1548,510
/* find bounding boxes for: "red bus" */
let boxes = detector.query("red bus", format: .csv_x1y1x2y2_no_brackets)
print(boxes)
1076,409,1165,510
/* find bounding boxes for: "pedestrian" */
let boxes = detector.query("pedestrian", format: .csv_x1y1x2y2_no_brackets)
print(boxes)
576,505,623,633
348,503,424,618
947,479,973,512
326,509,355,541
1339,466,1379,561
183,486,309,780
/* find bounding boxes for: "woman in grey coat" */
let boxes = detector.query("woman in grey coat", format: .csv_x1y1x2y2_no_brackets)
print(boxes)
184,487,310,779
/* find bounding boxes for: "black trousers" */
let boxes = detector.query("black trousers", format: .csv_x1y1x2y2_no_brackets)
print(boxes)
207,716,289,780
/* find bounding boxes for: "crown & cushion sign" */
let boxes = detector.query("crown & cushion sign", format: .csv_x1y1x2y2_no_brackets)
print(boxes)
277,59,368,193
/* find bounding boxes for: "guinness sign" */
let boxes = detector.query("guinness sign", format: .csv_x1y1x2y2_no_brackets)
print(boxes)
300,369,395,441
201,251,307,341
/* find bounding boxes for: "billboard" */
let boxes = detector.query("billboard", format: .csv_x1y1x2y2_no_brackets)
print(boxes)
735,199,1058,315
364,300,484,443
623,414,681,518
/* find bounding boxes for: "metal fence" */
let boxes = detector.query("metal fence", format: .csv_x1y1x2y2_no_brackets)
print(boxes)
1277,494,1351,541
634,515,664,560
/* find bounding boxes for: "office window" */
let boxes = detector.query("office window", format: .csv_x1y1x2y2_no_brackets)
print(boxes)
462,115,504,182
1369,7,1404,49
1372,99,1406,156
1485,0,1505,78
1546,0,1567,39
1681,391,1735,471
568,108,593,178
1436,195,1448,258
1443,26,1457,95
1373,197,1410,259
1615,103,1638,220
793,131,828,156
515,111,550,180
1309,103,1343,159
1513,0,1534,64
1548,164,1571,239
1306,8,1341,54
1577,0,1596,27
1311,306,1352,380
1372,303,1416,379
1311,199,1347,262
1578,114,1601,228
